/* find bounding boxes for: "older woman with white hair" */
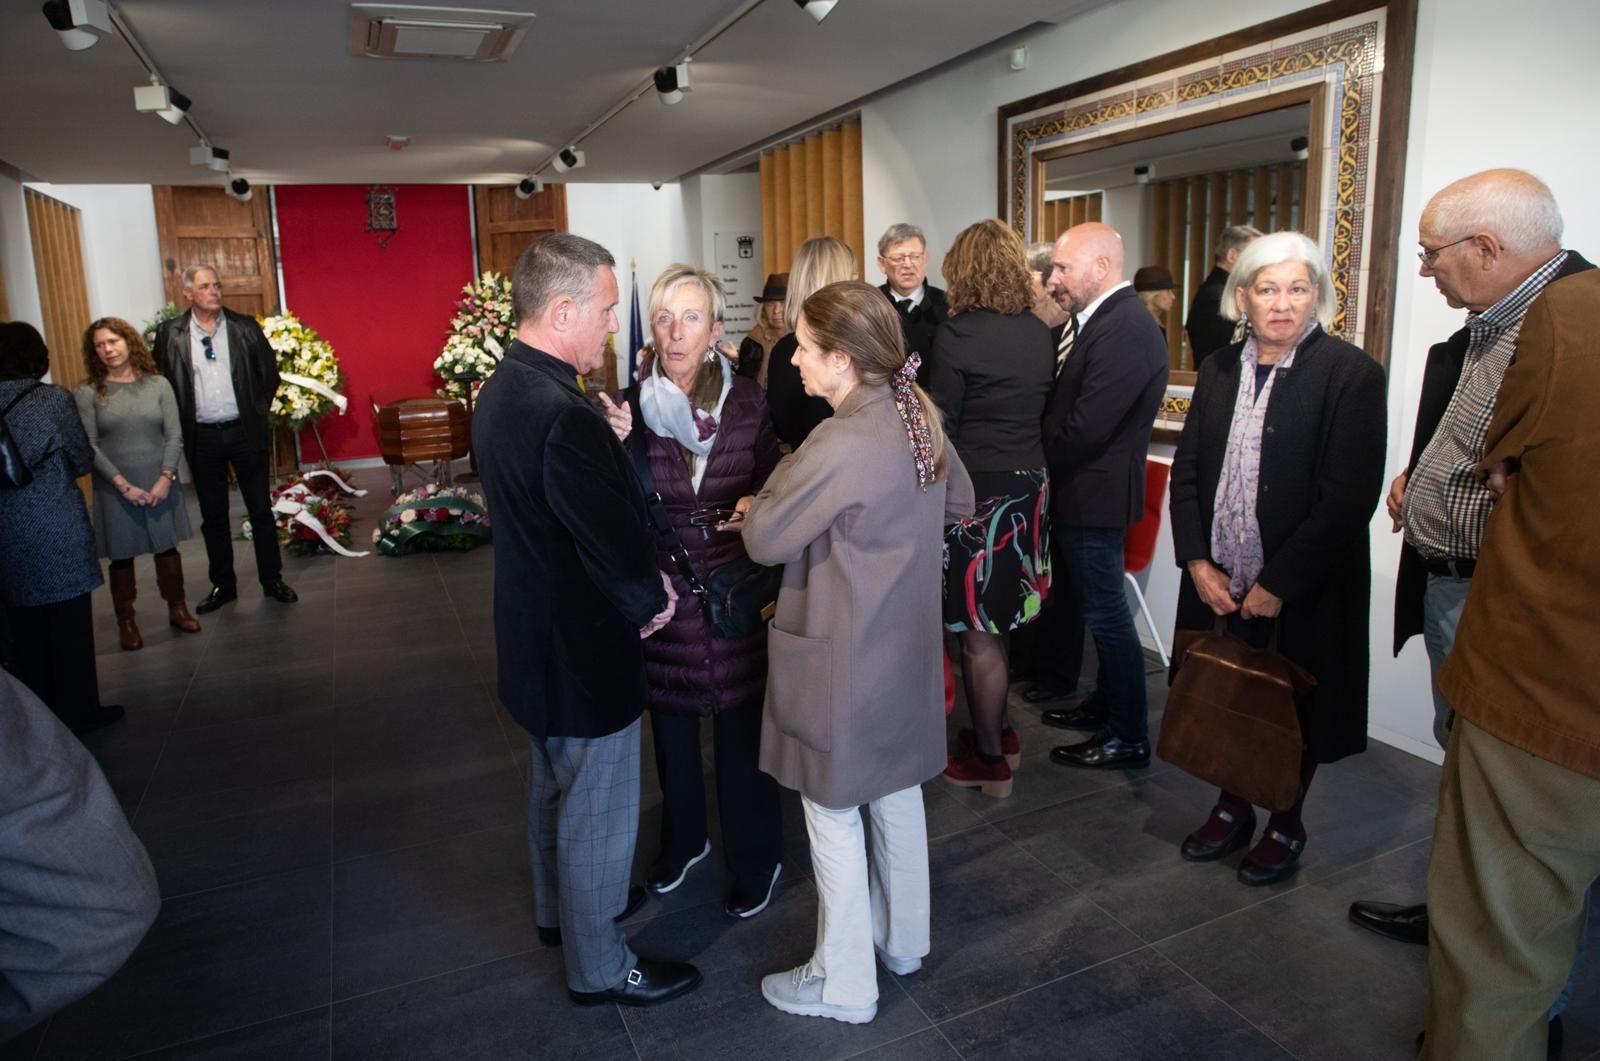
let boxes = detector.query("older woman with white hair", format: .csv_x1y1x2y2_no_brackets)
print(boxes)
1167,231,1387,886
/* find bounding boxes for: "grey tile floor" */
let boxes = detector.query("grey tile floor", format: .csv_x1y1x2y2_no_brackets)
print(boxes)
4,476,1596,1060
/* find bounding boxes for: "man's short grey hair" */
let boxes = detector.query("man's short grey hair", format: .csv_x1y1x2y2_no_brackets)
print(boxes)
182,265,220,291
1214,225,1263,263
1428,169,1564,257
1221,231,1336,322
1026,241,1054,279
877,223,926,257
512,233,616,324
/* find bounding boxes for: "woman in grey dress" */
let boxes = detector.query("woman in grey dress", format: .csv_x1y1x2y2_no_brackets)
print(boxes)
75,317,200,649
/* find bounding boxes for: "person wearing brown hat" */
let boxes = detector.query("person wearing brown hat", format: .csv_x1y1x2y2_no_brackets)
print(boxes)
1134,264,1177,337
737,272,788,390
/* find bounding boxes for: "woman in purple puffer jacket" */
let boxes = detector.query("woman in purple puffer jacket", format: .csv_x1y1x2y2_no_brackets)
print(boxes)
604,263,784,920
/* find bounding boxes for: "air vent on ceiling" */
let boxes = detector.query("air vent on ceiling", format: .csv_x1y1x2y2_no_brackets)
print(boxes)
349,4,534,62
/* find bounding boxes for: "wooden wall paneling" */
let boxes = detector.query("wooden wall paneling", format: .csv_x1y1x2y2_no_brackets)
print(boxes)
1150,183,1171,268
1087,193,1103,223
473,183,570,279
153,185,279,316
1205,175,1227,262
24,189,91,392
1294,160,1311,236
772,147,792,269
1252,168,1271,229
1274,165,1294,232
1186,178,1207,315
842,121,864,268
821,127,843,241
1229,172,1250,225
759,153,776,275
804,132,824,239
787,140,807,258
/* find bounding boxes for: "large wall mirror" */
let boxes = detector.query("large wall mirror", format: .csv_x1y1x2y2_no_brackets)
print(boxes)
1000,0,1418,371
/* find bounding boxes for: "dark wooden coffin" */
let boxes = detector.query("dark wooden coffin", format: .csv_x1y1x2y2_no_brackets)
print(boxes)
373,398,469,466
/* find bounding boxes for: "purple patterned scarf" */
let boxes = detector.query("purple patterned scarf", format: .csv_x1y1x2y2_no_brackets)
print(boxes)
891,353,936,490
1209,323,1314,597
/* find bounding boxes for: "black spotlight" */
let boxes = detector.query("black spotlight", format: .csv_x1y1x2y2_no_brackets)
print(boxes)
1290,135,1310,160
227,178,252,203
552,146,585,173
515,177,543,200
654,64,690,105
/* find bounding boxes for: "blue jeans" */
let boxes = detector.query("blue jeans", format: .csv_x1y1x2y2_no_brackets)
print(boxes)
1423,573,1586,1019
1057,526,1146,742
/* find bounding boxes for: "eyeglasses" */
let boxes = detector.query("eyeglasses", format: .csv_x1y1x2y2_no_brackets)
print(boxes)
880,252,925,266
1417,235,1474,266
200,333,216,360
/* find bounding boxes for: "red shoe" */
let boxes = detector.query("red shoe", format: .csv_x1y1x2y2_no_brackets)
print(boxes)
942,753,1014,798
957,727,1021,771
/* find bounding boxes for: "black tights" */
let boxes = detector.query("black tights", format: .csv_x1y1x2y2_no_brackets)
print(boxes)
959,629,1011,759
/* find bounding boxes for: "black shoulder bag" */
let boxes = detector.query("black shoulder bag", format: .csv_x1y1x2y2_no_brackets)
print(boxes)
621,393,780,639
0,383,42,489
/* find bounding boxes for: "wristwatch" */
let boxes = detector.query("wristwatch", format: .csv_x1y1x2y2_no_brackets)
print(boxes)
163,469,178,482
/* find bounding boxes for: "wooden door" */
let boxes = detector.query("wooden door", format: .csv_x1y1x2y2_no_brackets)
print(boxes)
152,186,279,317
473,183,568,279
23,188,92,392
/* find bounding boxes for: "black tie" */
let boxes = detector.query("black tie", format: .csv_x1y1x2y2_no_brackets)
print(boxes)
896,297,913,317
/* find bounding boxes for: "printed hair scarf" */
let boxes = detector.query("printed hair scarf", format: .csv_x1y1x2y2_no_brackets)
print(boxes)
1209,323,1317,597
639,351,733,492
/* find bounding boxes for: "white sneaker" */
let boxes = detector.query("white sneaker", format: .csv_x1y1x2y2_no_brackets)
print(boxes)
873,945,922,976
760,962,877,1024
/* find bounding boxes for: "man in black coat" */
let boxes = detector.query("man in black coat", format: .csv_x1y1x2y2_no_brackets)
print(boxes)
1041,222,1169,769
1184,225,1261,370
876,223,948,386
153,265,295,612
473,232,699,1009
1347,171,1592,1040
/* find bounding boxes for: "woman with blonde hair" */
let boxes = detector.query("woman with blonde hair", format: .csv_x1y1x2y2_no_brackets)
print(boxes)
764,236,855,448
601,263,786,919
75,316,200,649
928,219,1055,797
740,280,973,1024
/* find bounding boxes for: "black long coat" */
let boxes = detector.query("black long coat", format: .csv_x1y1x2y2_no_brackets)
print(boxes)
1168,328,1387,763
153,308,279,463
473,341,668,740
623,377,780,716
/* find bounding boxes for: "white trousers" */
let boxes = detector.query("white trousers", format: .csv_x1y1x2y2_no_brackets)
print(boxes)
801,784,931,1007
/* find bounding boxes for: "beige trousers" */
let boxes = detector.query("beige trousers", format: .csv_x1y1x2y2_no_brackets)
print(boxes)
801,785,931,1007
1422,717,1600,1061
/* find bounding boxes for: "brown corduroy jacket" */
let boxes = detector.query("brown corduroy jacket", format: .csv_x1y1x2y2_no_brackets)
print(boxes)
1439,270,1600,779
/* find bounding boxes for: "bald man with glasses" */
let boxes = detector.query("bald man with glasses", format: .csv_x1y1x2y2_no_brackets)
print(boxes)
153,265,296,613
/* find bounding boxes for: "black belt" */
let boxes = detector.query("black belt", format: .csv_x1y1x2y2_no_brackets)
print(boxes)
195,419,241,430
1421,556,1475,578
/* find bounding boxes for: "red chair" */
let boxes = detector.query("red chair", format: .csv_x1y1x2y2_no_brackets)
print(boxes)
1124,458,1172,667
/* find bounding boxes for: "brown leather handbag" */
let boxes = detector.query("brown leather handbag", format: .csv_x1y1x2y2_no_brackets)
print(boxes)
1156,617,1314,812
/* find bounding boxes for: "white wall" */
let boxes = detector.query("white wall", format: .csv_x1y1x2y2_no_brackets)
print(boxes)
0,170,44,328
860,0,1600,762
565,182,694,381
27,183,166,325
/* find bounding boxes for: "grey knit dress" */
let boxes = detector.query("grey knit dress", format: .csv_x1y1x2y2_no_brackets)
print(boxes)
74,375,193,560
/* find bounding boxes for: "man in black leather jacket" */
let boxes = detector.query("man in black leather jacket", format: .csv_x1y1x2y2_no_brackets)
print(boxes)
153,265,296,613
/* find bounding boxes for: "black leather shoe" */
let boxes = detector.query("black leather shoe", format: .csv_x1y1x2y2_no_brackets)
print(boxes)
194,586,237,614
1049,729,1150,769
1180,806,1256,862
1237,830,1305,886
539,885,648,946
1020,682,1072,704
726,863,782,919
1348,900,1428,945
1042,700,1110,730
648,839,710,894
263,579,298,604
569,957,702,1007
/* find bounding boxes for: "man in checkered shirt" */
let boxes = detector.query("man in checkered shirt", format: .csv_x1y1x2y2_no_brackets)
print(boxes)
1347,169,1593,1044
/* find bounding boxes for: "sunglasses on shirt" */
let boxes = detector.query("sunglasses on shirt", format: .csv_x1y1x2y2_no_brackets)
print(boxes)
200,333,216,361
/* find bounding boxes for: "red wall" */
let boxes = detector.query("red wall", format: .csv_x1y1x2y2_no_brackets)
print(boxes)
274,185,475,461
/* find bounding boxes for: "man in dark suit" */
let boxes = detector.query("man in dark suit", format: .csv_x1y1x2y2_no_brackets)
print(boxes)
153,265,295,613
1184,225,1261,370
1041,222,1169,769
876,223,948,385
473,232,699,1009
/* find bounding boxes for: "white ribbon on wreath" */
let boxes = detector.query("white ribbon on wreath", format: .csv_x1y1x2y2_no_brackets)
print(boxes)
270,483,370,558
279,372,349,414
300,468,367,497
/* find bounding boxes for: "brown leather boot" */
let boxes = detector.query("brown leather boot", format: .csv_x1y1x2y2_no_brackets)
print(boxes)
155,550,201,633
109,561,143,650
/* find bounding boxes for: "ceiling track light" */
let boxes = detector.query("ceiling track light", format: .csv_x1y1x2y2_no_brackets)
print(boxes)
227,178,252,203
551,147,585,174
653,63,691,105
189,143,230,172
792,0,838,24
42,0,111,50
133,79,191,125
1290,135,1311,161
515,176,544,199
